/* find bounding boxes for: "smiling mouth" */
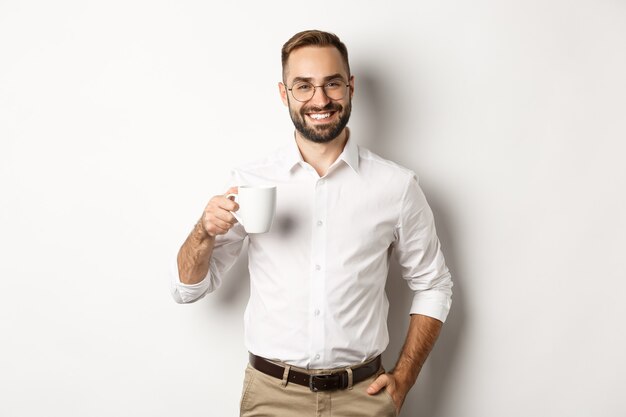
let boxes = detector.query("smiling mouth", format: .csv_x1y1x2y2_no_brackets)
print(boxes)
306,111,337,121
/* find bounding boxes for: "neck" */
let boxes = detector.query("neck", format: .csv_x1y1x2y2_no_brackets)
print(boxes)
294,128,349,177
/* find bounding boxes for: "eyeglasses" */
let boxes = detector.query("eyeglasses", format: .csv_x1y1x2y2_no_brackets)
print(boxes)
287,79,350,102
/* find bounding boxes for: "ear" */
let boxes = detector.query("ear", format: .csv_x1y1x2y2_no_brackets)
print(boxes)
278,82,289,107
349,75,355,99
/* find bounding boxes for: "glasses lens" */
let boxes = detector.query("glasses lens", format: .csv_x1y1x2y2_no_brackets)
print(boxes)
292,82,315,102
323,80,347,100
290,80,348,102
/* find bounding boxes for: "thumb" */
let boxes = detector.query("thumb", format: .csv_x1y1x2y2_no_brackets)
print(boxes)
367,374,388,395
224,186,239,201
224,186,239,196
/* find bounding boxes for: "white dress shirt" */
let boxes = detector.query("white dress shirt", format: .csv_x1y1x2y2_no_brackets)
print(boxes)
170,135,452,369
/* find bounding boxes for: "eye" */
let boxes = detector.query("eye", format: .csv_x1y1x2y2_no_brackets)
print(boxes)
326,80,343,89
295,83,312,91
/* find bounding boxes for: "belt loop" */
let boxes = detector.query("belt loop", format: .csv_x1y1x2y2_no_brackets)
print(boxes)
281,365,291,387
346,367,354,390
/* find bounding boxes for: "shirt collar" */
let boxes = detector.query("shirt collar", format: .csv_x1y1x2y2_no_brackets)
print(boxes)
282,135,305,172
338,132,359,173
281,130,360,174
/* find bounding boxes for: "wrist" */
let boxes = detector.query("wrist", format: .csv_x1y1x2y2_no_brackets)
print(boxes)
391,369,416,392
194,220,214,242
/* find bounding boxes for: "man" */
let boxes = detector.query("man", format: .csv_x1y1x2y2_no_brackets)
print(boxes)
171,30,452,417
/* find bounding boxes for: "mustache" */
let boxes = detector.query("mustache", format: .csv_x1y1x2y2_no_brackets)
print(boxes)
301,102,342,114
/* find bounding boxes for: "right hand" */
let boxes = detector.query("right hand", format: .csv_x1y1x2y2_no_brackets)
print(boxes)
199,186,240,237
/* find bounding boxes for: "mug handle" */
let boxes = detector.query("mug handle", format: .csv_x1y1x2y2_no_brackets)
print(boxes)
225,193,243,226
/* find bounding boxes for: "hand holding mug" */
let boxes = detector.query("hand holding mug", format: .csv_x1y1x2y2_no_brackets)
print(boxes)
199,186,240,237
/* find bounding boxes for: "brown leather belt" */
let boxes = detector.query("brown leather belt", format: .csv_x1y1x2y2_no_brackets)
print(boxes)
249,353,381,392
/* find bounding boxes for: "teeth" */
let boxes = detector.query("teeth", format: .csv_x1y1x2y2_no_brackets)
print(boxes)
309,113,331,120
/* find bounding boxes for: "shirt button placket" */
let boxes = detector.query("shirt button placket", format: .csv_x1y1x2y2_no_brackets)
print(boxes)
310,177,327,366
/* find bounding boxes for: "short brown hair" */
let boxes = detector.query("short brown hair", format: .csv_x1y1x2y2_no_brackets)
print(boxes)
281,30,350,81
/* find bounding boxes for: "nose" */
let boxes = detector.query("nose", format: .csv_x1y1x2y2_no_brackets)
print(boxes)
309,85,331,107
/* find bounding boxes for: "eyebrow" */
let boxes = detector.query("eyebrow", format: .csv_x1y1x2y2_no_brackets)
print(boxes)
290,73,347,84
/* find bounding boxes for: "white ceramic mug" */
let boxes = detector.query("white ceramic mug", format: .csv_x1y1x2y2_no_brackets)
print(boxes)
226,185,277,233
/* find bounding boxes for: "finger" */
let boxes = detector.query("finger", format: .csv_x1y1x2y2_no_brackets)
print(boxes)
207,217,233,233
367,374,389,395
214,196,239,212
212,209,238,224
224,186,239,197
205,223,228,236
203,210,234,230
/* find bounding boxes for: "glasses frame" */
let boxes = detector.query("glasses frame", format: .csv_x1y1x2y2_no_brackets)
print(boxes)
286,78,351,103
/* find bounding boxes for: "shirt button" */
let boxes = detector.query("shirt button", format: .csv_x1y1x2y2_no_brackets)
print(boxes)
315,264,321,271
314,354,320,360
316,220,323,226
314,309,320,316
318,179,325,186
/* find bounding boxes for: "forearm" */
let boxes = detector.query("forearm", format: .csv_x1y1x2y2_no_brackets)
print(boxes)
177,221,216,285
391,314,443,390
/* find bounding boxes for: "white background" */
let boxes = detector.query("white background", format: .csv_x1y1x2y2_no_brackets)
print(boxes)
1,1,625,416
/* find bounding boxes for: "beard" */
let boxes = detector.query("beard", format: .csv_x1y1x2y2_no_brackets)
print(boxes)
288,99,352,144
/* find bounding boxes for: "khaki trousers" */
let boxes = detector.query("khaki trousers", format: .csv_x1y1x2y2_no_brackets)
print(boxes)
239,358,397,417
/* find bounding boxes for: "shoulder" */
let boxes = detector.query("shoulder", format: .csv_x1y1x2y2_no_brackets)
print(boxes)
357,145,418,183
355,145,427,220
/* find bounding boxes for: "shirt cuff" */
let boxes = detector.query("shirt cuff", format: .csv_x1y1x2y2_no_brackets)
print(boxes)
169,257,216,304
408,286,452,323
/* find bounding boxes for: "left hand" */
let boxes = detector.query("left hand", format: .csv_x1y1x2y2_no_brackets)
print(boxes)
366,372,409,415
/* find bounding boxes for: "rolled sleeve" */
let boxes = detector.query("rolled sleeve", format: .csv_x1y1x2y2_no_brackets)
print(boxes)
394,173,453,322
169,222,247,304
170,257,218,304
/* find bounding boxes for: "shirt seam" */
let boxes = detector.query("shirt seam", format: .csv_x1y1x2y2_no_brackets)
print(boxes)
395,171,413,231
358,151,415,177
